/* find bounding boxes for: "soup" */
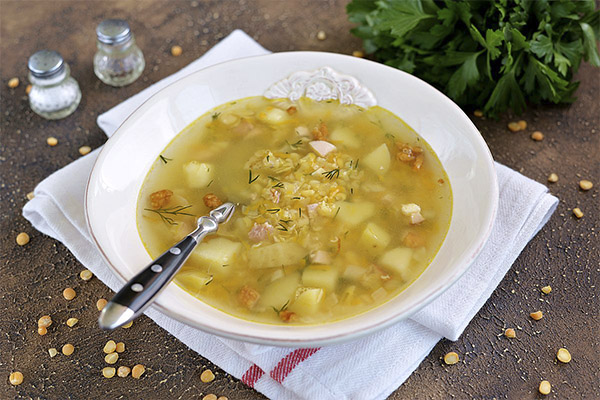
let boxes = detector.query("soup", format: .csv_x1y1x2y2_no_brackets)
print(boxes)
137,96,452,325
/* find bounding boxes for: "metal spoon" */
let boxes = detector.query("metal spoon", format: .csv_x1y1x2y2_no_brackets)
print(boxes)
98,202,236,330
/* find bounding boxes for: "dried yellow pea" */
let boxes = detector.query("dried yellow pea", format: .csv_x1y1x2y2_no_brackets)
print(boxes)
63,287,76,300
9,371,23,385
131,364,146,379
200,369,215,383
171,45,183,57
557,348,571,363
443,351,459,365
16,232,30,246
541,285,552,294
102,367,116,378
504,328,516,338
103,340,116,354
539,380,551,395
530,310,543,320
62,343,74,356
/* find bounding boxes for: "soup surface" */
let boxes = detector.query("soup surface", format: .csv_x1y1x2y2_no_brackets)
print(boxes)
138,96,452,325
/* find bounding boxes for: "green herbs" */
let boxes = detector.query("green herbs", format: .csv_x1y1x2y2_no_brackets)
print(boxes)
211,112,221,120
159,155,172,164
347,0,599,116
286,139,303,149
144,205,194,225
248,170,260,184
322,168,340,180
272,300,290,314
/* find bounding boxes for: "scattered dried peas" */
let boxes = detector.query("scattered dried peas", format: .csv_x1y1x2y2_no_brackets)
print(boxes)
203,395,217,400
504,328,516,338
517,120,527,130
217,397,228,400
541,285,552,294
117,366,130,377
115,342,125,353
557,348,571,363
105,352,119,364
539,380,551,395
38,315,52,328
200,369,215,383
26,84,32,94
96,298,108,311
573,208,584,219
122,320,133,329
530,310,543,320
103,340,116,354
9,371,23,385
352,50,364,58
66,318,78,327
26,191,35,200
80,269,93,281
79,146,91,156
507,121,521,132
579,180,593,191
38,326,47,336
473,110,483,117
16,232,30,246
48,348,58,357
531,131,544,141
316,30,326,40
47,137,58,146
62,343,74,355
63,287,76,300
547,173,558,183
171,45,182,56
102,367,116,378
131,364,145,379
443,351,459,365
8,77,19,88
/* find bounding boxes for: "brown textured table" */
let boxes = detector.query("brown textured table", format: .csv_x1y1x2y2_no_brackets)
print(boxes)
1,1,598,399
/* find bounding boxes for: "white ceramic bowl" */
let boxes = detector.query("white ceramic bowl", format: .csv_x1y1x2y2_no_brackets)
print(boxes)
86,52,498,346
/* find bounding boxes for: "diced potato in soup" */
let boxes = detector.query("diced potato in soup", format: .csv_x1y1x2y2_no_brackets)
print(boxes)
138,96,452,325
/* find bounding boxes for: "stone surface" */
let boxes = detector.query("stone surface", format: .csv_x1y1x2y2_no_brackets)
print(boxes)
1,1,598,399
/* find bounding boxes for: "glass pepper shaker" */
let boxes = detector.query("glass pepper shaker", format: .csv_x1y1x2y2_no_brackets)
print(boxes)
94,19,145,87
27,50,81,120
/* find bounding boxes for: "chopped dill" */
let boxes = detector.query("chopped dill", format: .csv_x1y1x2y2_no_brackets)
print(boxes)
385,133,396,141
272,299,290,314
211,112,221,120
272,182,285,189
292,196,301,200
248,170,260,184
266,208,280,214
206,179,214,188
205,275,214,285
298,208,302,218
286,139,303,149
354,159,360,169
333,206,341,220
144,205,194,226
350,188,354,195
279,219,292,224
322,168,340,180
277,222,288,231
268,176,281,181
159,155,172,164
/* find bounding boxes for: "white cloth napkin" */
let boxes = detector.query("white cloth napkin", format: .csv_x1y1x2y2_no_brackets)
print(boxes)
23,30,558,400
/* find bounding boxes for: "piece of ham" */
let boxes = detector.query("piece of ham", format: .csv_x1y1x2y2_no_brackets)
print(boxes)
248,222,273,242
309,140,337,157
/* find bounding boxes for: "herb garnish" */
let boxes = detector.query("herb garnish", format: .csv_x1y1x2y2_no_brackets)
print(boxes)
205,275,214,285
248,170,260,184
333,206,341,220
145,205,194,226
286,139,303,149
277,222,288,231
272,299,290,314
206,179,214,188
266,208,280,214
322,168,340,180
159,155,172,164
211,112,221,120
272,182,285,189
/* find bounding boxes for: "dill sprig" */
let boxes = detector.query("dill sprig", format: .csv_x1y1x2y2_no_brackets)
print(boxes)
145,205,194,226
211,112,221,120
272,182,285,189
286,139,303,149
159,155,172,164
248,170,260,184
272,299,290,314
322,168,340,180
205,275,214,285
277,222,288,231
266,208,280,214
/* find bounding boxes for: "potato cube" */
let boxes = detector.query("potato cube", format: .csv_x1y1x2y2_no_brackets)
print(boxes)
330,127,360,148
248,242,308,269
342,264,367,281
183,161,213,188
259,272,300,310
378,247,413,280
189,237,241,271
302,265,339,293
359,222,391,255
336,201,375,227
362,143,390,173
289,287,323,316
174,272,213,293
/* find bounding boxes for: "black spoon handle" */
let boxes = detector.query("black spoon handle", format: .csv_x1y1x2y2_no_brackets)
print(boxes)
98,203,235,330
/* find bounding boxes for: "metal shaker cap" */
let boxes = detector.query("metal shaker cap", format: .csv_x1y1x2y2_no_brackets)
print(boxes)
28,50,65,78
96,19,132,45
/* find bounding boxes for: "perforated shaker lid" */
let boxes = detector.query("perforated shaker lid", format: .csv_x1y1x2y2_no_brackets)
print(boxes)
96,19,133,45
28,50,65,78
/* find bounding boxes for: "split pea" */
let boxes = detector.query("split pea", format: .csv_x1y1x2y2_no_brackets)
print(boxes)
16,232,30,246
8,77,19,88
557,348,571,363
530,310,543,320
203,395,217,400
573,208,584,219
103,340,116,354
547,173,558,183
122,320,133,329
579,180,593,191
116,342,125,353
9,371,23,385
352,50,364,58
443,351,459,365
48,348,58,357
62,343,74,356
117,366,130,377
38,326,47,335
531,131,544,141
102,367,116,378
200,369,215,383
66,318,78,327
539,380,551,395
541,286,552,294
26,191,35,200
96,298,108,311
26,84,32,94
79,146,91,156
131,364,145,379
504,328,516,338
80,269,93,281
171,45,183,57
473,110,483,117
105,352,119,364
316,30,327,40
517,120,527,130
63,287,76,300
217,397,229,400
508,122,521,132
47,137,58,146
38,315,52,328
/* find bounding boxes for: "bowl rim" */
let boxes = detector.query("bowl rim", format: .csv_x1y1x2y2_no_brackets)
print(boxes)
85,51,499,346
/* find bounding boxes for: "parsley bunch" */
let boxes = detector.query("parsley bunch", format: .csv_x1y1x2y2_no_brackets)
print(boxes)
348,0,599,116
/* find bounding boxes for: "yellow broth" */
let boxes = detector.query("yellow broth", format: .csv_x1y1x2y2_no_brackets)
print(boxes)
137,97,452,325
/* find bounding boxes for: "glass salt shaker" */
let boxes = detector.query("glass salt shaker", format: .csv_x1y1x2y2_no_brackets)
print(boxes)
94,19,145,86
28,50,81,120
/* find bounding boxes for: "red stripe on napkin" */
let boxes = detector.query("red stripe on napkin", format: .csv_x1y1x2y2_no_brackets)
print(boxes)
241,364,264,388
270,348,320,383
